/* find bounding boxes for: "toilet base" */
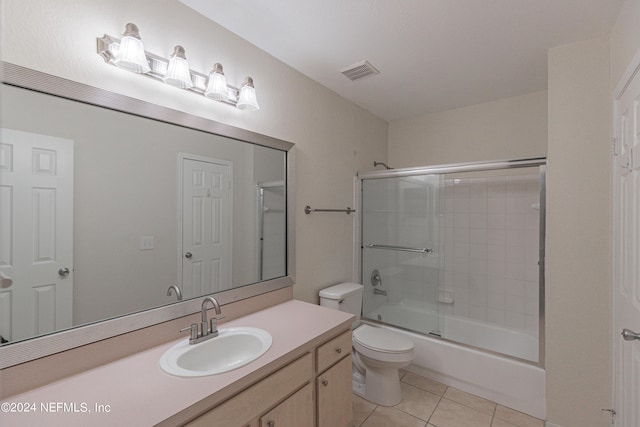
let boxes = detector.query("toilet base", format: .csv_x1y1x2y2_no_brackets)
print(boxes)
352,377,366,397
352,364,403,406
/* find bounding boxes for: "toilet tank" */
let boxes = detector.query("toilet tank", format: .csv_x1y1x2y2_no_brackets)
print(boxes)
319,282,363,325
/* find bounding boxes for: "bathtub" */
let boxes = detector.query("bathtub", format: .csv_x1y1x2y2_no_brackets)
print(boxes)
363,302,546,420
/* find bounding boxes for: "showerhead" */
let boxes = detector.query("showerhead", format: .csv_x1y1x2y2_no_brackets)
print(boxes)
373,161,393,170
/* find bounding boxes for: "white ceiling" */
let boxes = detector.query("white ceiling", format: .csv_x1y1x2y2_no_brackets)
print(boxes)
180,0,623,121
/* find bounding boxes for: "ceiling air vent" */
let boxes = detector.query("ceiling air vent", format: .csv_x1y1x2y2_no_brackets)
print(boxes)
339,60,380,81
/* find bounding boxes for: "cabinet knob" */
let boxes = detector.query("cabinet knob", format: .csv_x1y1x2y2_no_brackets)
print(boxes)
335,347,342,354
267,421,275,427
322,379,329,386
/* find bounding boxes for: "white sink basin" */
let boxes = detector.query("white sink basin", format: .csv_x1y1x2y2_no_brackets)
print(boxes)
159,327,272,377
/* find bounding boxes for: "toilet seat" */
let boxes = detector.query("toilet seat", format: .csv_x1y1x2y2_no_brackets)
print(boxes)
353,324,414,354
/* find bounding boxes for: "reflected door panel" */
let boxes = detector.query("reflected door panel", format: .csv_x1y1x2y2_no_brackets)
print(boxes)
181,157,232,299
613,62,640,427
0,128,73,342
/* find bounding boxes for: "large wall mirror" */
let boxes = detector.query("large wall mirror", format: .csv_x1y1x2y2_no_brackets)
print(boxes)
0,63,295,368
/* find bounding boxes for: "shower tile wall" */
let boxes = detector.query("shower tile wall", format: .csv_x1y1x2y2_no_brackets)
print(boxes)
439,174,540,334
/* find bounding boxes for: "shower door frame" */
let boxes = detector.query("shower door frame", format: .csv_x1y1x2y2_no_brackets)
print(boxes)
354,157,547,367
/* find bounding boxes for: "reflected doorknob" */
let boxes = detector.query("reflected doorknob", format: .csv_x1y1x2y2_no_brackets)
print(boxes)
621,328,640,341
58,267,70,277
0,271,12,288
185,252,192,259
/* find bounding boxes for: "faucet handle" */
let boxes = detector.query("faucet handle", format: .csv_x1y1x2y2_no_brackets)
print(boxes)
208,316,225,337
180,323,199,341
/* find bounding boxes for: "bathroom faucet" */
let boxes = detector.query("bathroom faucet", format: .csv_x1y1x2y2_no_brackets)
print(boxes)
167,285,182,301
374,288,388,296
180,296,223,345
201,296,222,337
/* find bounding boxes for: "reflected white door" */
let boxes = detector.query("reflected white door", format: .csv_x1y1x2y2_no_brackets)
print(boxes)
180,156,232,299
0,128,73,342
613,58,640,426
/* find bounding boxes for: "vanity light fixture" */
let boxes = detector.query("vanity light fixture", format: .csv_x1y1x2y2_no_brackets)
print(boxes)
237,77,260,111
204,63,229,101
97,23,259,111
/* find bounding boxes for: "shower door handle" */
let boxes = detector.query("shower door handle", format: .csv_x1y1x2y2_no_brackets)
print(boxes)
367,244,433,253
622,328,640,341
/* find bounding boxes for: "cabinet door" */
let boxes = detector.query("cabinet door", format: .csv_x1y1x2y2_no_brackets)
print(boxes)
260,383,313,427
317,355,352,427
185,354,311,427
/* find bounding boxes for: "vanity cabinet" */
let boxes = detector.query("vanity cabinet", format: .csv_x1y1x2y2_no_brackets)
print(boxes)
185,354,312,427
316,330,353,427
183,328,353,427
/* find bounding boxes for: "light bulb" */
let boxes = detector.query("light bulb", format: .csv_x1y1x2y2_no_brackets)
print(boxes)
237,77,259,111
113,23,150,73
204,63,228,101
163,45,193,89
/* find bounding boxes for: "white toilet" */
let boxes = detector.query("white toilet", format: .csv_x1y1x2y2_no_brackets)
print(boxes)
319,282,414,406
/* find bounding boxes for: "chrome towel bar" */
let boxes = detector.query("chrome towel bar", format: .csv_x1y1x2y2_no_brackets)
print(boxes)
366,244,433,253
304,205,356,215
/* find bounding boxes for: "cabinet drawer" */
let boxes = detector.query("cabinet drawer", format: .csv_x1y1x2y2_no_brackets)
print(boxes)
186,353,312,427
316,330,351,373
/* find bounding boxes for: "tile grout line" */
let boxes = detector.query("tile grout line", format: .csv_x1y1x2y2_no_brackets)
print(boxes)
356,371,543,427
424,385,448,426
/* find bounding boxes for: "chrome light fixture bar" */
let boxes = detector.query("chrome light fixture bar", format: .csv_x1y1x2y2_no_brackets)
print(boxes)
97,23,259,110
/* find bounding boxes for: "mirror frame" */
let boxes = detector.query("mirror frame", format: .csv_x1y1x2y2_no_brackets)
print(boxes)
0,62,296,369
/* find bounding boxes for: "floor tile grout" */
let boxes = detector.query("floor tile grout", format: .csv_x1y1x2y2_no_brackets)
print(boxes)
354,370,543,427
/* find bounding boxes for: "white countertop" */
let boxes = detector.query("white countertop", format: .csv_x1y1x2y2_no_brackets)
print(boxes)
1,300,353,426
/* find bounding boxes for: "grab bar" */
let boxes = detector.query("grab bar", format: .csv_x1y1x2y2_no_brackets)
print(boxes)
366,244,433,253
304,205,356,215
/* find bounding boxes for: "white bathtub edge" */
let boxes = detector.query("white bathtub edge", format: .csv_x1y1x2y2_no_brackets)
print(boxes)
397,328,546,420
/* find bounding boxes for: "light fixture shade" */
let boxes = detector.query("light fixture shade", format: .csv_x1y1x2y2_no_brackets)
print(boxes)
113,23,150,73
237,77,259,111
204,63,228,101
163,45,194,89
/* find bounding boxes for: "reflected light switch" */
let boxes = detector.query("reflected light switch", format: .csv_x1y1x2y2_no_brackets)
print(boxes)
140,236,154,250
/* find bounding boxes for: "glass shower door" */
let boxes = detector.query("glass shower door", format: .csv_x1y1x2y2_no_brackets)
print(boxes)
360,174,441,335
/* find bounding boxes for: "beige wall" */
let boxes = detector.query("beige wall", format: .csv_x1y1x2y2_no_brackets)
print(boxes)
0,0,388,305
546,36,612,427
611,0,640,89
388,90,548,167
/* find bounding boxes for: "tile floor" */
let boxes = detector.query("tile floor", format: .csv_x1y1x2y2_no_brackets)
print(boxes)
352,371,544,427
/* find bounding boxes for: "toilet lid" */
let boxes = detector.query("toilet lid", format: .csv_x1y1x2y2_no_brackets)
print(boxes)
353,324,414,354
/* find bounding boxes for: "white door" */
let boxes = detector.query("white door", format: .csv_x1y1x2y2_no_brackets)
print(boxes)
612,56,640,426
180,156,232,299
0,128,73,342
